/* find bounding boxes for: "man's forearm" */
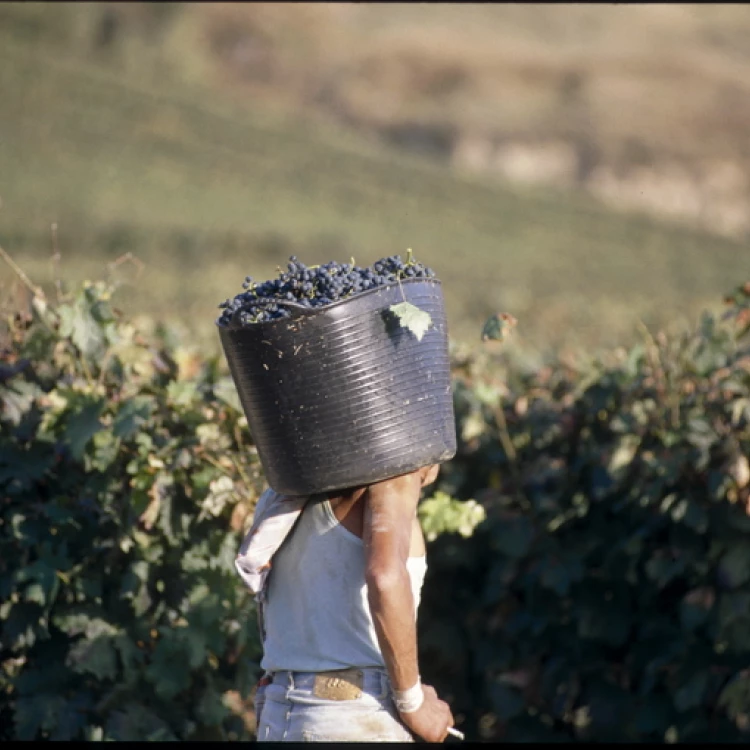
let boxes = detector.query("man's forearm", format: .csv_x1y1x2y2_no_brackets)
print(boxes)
367,566,420,692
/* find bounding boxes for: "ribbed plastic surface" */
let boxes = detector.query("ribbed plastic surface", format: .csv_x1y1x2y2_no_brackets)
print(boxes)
218,278,456,495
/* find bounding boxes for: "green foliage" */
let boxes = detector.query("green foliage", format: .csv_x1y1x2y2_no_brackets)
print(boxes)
5,270,750,742
0,280,265,741
418,491,486,542
418,280,750,742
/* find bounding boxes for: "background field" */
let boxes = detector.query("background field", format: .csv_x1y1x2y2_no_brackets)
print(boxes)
1,3,749,357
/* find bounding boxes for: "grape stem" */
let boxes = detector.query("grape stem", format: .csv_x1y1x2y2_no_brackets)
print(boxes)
395,276,407,304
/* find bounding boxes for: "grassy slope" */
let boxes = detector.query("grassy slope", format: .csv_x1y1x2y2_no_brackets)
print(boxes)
0,24,747,356
195,3,750,165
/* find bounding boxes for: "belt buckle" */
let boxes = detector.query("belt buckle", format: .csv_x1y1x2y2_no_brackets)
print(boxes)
313,667,364,701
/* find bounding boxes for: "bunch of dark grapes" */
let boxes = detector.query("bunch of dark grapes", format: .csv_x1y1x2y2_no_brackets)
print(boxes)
217,252,436,327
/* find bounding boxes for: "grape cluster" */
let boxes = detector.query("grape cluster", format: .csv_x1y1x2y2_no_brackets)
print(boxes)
217,253,436,327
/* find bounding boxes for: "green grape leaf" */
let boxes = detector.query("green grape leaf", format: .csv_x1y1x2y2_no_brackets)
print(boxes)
389,302,432,341
66,635,119,681
0,379,43,425
64,398,105,460
145,636,192,700
113,396,156,440
57,296,107,360
481,312,517,342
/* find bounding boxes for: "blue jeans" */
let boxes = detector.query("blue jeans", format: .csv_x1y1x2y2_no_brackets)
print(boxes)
255,668,415,742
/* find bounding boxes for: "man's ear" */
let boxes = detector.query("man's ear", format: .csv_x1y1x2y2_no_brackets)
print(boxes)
421,464,440,487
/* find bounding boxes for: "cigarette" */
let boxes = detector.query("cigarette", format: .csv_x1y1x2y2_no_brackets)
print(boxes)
447,727,464,740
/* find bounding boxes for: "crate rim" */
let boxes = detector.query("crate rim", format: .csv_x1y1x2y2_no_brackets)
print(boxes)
216,276,443,332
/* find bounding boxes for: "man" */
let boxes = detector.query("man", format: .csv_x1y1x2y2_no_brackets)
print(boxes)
237,465,455,742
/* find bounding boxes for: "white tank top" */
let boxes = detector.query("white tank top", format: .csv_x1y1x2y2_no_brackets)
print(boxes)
260,495,428,673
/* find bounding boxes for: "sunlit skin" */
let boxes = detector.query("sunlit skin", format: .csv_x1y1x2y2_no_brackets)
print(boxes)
327,464,454,743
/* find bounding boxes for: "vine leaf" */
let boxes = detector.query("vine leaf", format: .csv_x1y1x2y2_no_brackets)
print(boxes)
389,302,432,341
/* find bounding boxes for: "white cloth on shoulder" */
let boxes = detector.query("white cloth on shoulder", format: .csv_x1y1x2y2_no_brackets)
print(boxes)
234,488,310,602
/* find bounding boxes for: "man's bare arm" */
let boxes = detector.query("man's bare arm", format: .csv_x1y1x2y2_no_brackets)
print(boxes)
363,471,453,742
363,472,421,690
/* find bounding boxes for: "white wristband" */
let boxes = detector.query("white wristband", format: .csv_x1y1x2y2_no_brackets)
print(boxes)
392,678,424,714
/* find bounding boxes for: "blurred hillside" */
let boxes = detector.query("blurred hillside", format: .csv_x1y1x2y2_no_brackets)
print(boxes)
176,2,750,239
0,2,748,355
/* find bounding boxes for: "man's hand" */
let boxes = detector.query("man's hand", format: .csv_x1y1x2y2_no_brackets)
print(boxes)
398,684,454,743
